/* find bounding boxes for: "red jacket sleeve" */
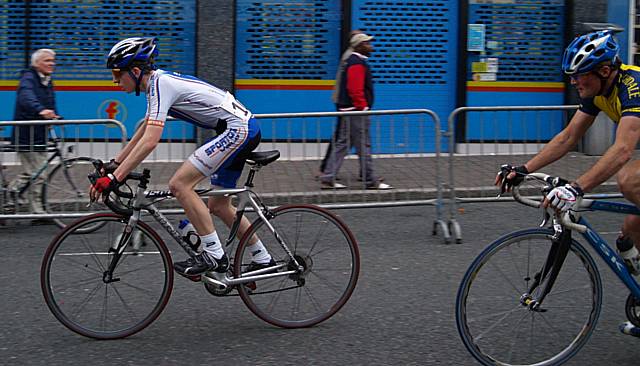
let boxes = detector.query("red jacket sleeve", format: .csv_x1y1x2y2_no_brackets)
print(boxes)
346,64,368,110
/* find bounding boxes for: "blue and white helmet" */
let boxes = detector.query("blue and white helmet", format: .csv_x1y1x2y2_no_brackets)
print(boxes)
562,30,620,75
106,37,158,70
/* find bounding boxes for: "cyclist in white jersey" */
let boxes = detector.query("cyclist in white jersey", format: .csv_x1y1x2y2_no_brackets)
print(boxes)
90,37,274,277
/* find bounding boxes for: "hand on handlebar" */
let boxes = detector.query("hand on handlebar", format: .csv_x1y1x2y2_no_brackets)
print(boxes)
543,183,583,212
89,174,121,201
495,164,529,195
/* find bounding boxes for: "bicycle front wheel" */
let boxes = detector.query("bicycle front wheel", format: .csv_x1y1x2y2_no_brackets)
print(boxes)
43,156,104,233
456,228,602,366
234,204,360,328
41,214,174,339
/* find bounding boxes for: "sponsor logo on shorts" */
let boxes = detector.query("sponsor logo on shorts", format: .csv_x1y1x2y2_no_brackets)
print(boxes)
205,128,240,156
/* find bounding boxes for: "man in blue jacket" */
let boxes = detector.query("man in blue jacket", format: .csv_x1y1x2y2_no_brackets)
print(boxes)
9,49,60,214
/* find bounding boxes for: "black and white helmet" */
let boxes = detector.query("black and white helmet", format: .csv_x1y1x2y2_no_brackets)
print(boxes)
106,37,158,70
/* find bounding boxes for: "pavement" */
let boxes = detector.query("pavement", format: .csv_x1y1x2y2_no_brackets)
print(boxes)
0,148,631,223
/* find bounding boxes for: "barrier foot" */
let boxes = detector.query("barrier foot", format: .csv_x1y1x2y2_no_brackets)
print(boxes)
433,219,451,244
448,219,462,244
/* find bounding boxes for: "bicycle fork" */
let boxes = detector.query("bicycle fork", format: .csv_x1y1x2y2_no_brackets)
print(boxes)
520,222,572,311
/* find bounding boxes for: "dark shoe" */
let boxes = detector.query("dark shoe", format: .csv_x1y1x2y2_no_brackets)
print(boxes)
320,181,347,190
174,252,229,276
620,321,640,337
244,258,278,274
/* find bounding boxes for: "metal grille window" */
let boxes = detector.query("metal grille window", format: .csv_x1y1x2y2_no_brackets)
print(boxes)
0,0,195,80
469,0,565,82
236,0,341,79
353,1,454,85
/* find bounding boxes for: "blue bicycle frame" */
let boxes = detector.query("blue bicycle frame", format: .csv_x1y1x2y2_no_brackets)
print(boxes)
577,199,640,299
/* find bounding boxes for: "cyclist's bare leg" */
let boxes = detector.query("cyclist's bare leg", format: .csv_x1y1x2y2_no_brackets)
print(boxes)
168,161,214,236
207,195,257,245
617,160,640,249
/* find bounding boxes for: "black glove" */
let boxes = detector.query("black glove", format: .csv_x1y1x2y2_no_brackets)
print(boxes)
497,164,529,193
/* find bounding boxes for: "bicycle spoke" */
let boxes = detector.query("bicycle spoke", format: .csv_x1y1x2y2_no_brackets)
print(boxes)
52,275,103,293
309,270,346,295
78,235,106,273
472,304,521,341
307,219,331,257
301,284,324,314
109,283,140,322
69,280,103,321
55,255,103,275
467,306,525,324
488,258,524,297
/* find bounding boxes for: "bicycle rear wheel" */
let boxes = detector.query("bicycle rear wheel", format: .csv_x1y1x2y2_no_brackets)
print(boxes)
455,228,602,366
234,204,360,328
43,157,105,233
41,214,174,339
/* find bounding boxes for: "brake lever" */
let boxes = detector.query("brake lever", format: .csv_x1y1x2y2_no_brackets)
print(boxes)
539,208,551,228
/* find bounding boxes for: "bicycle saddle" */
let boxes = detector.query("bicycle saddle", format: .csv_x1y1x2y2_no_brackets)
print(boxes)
246,150,280,166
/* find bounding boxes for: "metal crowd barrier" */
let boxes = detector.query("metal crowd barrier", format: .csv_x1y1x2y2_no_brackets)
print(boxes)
138,109,451,242
0,119,127,221
444,105,627,243
253,109,452,241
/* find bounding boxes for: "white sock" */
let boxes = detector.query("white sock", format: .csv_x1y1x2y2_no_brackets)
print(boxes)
201,231,224,259
246,239,271,264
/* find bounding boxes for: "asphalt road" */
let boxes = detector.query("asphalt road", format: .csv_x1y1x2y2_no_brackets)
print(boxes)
1,202,639,366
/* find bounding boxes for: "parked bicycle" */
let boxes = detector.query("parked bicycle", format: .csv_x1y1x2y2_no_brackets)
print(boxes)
455,172,640,366
40,150,360,339
0,129,99,232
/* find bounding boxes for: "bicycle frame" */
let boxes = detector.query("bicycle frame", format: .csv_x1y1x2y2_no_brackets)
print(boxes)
107,171,302,289
576,199,640,299
527,198,640,308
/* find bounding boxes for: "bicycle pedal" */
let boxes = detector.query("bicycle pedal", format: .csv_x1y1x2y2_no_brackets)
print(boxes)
244,281,257,291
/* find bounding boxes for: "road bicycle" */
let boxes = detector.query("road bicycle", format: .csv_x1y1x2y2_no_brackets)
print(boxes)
40,150,360,339
456,172,640,366
0,131,99,232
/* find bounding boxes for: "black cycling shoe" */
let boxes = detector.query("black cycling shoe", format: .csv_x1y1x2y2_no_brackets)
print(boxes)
244,258,278,274
174,252,229,276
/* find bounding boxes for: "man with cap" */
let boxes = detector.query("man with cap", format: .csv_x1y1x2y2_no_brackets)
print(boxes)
320,32,392,190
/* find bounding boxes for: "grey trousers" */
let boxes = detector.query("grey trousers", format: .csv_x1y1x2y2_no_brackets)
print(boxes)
9,151,47,213
320,115,376,185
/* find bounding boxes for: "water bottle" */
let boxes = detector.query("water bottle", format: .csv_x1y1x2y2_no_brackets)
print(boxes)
616,235,640,275
178,219,202,252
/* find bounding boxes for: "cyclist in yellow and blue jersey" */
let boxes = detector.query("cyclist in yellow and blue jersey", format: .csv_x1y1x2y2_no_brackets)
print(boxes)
495,30,640,336
578,63,640,122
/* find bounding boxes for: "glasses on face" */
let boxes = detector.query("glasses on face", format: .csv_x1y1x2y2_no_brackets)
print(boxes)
569,72,592,81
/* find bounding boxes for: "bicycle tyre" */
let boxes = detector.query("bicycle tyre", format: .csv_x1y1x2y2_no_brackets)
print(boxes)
455,228,602,366
41,213,174,339
234,204,360,328
42,156,105,233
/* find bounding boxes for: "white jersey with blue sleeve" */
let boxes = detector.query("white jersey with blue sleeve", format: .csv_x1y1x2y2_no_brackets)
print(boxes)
145,69,252,128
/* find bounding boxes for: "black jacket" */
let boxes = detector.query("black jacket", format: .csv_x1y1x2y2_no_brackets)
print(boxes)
336,53,374,110
11,68,56,151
